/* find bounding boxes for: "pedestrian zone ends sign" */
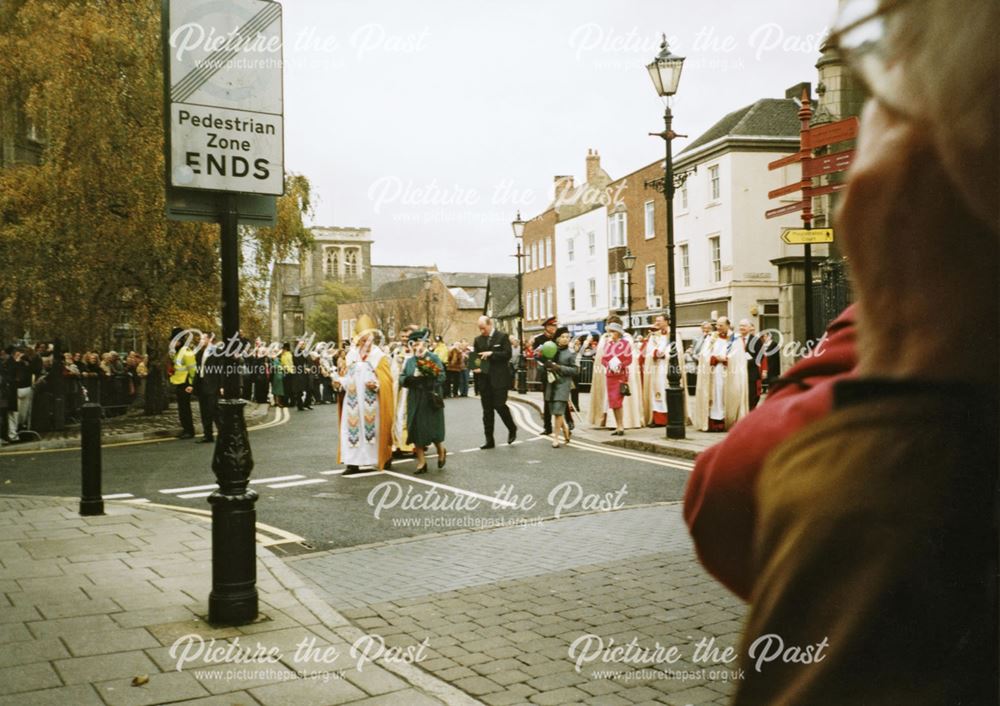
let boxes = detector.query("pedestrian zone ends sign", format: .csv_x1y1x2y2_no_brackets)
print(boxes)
165,0,284,196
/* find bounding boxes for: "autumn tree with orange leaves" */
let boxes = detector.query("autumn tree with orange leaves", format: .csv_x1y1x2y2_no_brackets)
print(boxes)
0,0,312,353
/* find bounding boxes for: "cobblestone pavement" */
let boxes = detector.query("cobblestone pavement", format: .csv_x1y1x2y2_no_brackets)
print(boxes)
289,504,746,706
0,495,474,705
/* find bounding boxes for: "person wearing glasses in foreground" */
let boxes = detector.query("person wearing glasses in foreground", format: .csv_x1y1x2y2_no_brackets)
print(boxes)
729,1,997,704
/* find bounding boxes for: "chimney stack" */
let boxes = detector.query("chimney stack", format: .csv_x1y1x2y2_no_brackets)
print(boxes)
586,148,601,184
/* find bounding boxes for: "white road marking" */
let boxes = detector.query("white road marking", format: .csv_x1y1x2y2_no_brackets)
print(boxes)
103,493,134,499
160,483,218,494
320,469,344,475
508,402,694,471
337,471,384,479
133,500,306,546
266,478,327,489
249,474,305,485
382,470,517,508
393,458,414,464
177,491,213,499
123,498,150,504
459,448,478,453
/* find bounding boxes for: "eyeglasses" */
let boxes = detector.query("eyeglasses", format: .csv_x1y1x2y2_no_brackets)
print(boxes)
827,0,914,119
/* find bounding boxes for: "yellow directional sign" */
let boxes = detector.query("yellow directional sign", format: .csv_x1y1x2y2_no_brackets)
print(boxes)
782,228,834,245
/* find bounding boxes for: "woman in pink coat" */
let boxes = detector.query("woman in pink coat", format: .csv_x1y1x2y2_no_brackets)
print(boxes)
601,322,632,436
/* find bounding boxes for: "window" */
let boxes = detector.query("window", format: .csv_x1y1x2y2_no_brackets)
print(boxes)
759,301,779,335
609,273,626,309
608,212,627,247
543,238,551,268
588,231,596,256
546,287,553,318
644,201,655,239
528,290,535,320
567,237,575,262
709,236,721,282
645,264,656,304
344,249,358,277
708,165,720,202
680,187,688,210
589,278,597,307
569,282,576,311
324,248,339,277
534,242,540,271
680,243,690,287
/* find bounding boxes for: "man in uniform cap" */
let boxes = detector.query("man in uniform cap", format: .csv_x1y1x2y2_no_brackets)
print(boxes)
532,317,559,434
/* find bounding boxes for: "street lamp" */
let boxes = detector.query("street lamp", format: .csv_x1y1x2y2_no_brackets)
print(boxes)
621,248,637,333
511,211,528,395
423,274,433,331
647,34,687,440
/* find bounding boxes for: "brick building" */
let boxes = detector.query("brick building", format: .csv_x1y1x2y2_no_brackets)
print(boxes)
605,160,669,332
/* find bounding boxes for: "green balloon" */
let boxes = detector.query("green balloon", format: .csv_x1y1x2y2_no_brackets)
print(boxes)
541,340,558,359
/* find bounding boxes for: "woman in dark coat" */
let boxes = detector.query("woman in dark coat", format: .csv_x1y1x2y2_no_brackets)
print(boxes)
542,327,578,448
400,329,446,474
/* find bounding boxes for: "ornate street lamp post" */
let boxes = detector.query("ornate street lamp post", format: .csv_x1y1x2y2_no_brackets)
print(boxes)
647,35,687,440
423,274,432,331
622,248,637,333
511,212,528,395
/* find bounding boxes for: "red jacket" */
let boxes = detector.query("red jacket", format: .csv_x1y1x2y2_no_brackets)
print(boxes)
683,305,858,600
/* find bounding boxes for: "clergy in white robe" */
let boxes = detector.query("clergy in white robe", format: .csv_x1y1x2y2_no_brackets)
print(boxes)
336,320,394,473
642,315,671,427
389,343,415,455
694,317,749,432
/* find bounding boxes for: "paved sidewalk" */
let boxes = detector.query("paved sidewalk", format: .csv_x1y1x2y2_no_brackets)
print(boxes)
290,504,746,706
510,391,723,461
0,402,274,454
0,495,476,706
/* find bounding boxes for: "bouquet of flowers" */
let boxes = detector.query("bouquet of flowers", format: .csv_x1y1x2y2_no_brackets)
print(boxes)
415,356,442,379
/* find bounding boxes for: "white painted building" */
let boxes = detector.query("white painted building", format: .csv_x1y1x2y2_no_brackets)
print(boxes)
554,205,609,334
670,96,827,340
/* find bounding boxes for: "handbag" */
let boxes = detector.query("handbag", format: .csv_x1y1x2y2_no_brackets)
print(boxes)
429,391,445,410
619,382,631,397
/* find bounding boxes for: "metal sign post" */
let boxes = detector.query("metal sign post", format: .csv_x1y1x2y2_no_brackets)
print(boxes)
163,0,284,625
767,99,858,342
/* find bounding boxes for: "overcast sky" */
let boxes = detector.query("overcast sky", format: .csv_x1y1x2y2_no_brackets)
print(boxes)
281,0,837,274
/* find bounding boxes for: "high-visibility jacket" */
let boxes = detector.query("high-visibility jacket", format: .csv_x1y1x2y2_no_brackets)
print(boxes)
170,346,197,386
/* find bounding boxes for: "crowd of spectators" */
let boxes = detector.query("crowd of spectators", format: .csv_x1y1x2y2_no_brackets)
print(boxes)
1,342,149,443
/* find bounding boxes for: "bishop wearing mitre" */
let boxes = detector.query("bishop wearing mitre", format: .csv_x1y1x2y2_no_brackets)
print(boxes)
336,316,394,474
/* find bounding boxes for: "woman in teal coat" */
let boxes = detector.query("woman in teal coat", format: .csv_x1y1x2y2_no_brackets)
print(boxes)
400,329,447,474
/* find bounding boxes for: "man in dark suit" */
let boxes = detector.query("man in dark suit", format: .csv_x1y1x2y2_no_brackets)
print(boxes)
195,333,222,443
738,319,762,410
473,315,517,449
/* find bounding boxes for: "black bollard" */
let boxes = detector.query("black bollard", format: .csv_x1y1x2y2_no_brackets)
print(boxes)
79,403,104,516
207,398,258,624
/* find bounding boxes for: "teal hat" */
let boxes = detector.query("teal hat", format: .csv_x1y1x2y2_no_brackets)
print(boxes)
407,328,430,342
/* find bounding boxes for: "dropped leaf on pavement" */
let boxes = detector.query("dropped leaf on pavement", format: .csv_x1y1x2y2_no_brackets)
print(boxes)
131,675,149,686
